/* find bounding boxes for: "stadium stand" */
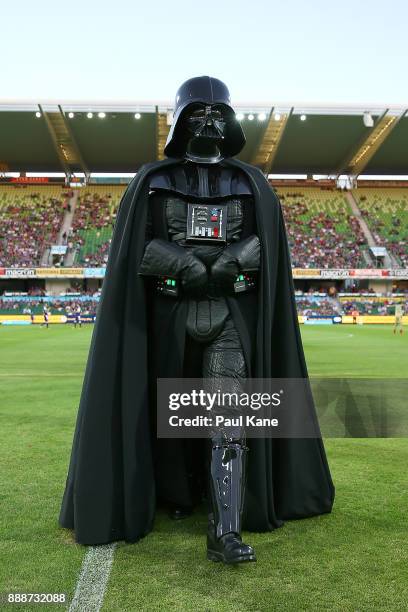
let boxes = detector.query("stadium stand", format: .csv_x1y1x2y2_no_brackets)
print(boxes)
339,296,408,315
276,188,368,268
70,186,124,266
352,188,408,267
0,299,96,315
69,185,372,269
0,186,68,267
0,183,406,272
0,293,99,316
295,295,342,316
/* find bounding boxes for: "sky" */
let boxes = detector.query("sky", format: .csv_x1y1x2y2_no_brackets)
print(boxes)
1,0,408,107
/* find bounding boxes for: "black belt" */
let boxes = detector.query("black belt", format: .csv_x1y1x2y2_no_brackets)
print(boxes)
155,273,257,298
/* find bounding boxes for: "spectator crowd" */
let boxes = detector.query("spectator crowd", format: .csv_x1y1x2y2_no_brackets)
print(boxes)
279,193,367,269
0,189,68,267
0,186,406,272
69,191,117,266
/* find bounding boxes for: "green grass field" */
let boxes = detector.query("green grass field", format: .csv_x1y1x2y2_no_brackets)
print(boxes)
0,325,407,611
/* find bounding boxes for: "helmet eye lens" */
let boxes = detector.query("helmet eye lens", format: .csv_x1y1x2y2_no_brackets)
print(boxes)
210,105,224,120
187,105,225,122
190,109,206,120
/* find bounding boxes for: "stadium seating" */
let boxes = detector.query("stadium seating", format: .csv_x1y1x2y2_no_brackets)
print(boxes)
0,295,99,315
1,183,406,272
339,297,408,315
71,186,125,265
276,188,368,268
0,186,67,267
73,186,368,269
352,188,408,267
295,295,342,316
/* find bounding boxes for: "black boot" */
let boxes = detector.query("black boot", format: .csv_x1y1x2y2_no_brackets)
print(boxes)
207,438,256,564
207,517,256,564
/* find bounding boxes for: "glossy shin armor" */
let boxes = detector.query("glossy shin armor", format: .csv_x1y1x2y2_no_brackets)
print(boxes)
202,319,256,563
209,440,247,537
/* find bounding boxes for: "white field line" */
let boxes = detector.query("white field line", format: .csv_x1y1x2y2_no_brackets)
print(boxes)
68,543,117,612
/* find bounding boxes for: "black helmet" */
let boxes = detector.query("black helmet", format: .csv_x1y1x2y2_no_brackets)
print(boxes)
164,76,246,158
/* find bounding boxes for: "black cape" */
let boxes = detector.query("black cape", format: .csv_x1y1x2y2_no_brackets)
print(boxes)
59,157,335,545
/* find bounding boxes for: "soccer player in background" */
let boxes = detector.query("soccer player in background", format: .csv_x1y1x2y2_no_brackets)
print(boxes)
42,305,50,329
394,304,404,335
74,304,82,329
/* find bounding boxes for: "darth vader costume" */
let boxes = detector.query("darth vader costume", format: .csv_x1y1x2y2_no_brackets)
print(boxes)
59,76,334,564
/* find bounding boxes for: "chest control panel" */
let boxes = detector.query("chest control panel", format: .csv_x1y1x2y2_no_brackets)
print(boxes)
186,203,227,244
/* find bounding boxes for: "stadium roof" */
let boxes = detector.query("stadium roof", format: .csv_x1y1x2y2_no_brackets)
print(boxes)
1,102,407,176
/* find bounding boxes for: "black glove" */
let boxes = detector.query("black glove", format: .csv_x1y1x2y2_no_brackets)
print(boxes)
210,235,260,295
139,238,207,296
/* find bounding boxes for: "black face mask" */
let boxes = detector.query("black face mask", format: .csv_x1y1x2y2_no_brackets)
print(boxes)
186,104,227,141
184,104,229,163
